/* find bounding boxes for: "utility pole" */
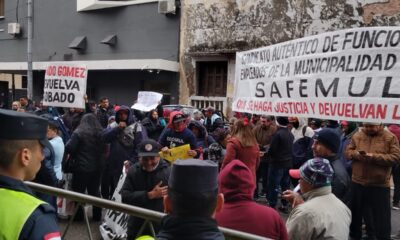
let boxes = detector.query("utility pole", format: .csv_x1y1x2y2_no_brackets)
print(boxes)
27,0,33,100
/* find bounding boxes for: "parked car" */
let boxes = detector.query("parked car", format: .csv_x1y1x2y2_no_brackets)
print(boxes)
162,105,199,122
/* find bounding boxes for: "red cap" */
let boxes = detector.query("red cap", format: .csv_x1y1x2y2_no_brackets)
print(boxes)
289,169,301,179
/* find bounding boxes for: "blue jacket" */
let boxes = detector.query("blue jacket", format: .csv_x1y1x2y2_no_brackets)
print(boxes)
159,128,197,150
0,175,60,240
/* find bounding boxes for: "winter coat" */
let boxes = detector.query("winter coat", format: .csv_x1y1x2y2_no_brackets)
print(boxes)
65,129,105,173
338,128,358,175
188,121,216,149
204,113,224,133
286,186,351,240
121,160,170,238
96,106,115,128
253,124,277,146
291,117,314,142
62,111,82,134
268,126,294,168
222,137,260,180
345,128,400,187
142,117,164,141
389,124,400,141
102,106,146,176
216,160,288,240
326,155,351,205
157,215,224,240
50,136,64,180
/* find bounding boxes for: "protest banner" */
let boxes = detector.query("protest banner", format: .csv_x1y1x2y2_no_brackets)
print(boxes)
99,168,128,240
159,144,191,163
233,27,400,124
43,63,87,109
131,91,163,112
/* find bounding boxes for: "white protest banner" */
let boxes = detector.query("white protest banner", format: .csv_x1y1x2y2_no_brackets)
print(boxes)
131,91,163,112
43,63,87,108
233,27,400,124
99,168,128,240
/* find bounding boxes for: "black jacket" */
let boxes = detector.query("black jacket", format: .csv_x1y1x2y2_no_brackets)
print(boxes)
157,215,225,240
121,159,171,238
65,129,105,173
0,175,60,240
268,126,294,168
96,106,115,128
142,117,164,141
326,155,351,205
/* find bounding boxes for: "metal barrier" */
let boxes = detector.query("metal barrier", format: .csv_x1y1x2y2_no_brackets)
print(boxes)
25,181,268,240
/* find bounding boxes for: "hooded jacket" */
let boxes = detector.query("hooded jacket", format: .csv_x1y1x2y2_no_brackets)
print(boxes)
142,115,164,141
102,106,145,176
158,111,197,150
188,121,216,149
216,160,288,240
291,117,314,142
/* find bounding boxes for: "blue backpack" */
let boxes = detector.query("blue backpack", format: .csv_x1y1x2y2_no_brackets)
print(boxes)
292,126,314,168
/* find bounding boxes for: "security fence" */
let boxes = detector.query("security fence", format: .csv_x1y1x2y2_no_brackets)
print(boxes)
25,181,268,240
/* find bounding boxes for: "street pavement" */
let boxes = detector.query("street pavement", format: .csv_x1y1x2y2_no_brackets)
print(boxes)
60,192,400,240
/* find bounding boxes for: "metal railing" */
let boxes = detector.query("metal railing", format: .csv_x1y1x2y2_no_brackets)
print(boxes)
189,96,228,116
25,181,268,240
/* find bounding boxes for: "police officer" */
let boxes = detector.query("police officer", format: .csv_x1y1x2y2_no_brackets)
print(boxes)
0,109,61,240
157,159,224,240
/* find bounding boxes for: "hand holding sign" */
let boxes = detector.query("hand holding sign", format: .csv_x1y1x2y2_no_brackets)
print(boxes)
131,91,163,112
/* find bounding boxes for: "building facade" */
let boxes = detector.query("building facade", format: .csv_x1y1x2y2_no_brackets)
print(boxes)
0,0,180,107
179,0,400,117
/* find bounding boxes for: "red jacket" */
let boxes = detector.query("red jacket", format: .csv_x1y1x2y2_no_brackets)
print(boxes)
222,137,260,180
389,124,400,142
216,160,288,240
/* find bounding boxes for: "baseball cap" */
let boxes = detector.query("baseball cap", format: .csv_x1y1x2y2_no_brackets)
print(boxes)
289,158,334,188
137,139,161,157
172,113,186,123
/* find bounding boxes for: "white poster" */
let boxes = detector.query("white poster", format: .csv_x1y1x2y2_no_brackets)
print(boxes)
131,91,163,112
43,63,87,109
233,27,400,124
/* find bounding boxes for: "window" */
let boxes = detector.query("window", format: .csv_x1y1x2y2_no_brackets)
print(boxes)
198,61,227,97
21,76,27,89
0,0,4,18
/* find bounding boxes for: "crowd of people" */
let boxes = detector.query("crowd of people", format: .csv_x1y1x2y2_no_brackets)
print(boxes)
1,95,400,240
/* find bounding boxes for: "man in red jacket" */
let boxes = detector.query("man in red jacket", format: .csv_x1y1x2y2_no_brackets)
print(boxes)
216,159,288,240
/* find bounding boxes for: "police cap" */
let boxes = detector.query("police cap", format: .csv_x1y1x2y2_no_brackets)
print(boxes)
0,109,49,147
168,159,218,193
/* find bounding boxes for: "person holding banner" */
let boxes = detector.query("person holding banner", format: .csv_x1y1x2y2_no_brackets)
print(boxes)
159,111,197,158
346,123,400,240
121,139,170,239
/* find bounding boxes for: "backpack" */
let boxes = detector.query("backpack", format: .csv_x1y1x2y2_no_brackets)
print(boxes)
292,126,314,168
